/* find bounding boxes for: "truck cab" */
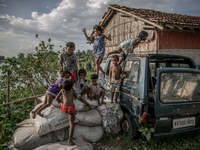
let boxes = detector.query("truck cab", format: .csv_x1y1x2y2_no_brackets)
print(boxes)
98,54,200,141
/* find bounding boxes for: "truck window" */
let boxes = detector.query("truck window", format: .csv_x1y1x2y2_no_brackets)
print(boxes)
160,72,200,103
124,60,140,82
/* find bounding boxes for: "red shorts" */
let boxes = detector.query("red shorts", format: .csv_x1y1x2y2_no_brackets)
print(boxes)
61,105,76,114
70,71,76,82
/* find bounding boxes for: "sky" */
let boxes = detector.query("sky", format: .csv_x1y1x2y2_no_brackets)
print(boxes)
0,0,199,58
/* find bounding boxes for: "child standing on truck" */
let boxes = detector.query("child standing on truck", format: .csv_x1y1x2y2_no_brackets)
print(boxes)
74,69,92,109
56,79,76,145
106,31,154,65
31,70,70,118
109,55,126,103
59,42,78,84
88,74,108,106
82,25,111,79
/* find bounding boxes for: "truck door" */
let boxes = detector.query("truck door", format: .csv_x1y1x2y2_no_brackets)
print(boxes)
120,58,145,118
154,68,200,141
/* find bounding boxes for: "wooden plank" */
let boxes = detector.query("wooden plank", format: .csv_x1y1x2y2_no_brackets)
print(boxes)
7,71,11,103
110,7,164,30
0,94,45,107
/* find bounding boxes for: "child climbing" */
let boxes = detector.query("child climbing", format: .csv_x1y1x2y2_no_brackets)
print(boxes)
106,31,155,65
31,70,70,118
82,25,111,79
56,79,76,145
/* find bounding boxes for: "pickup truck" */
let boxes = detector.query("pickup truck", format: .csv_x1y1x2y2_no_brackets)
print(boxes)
98,54,200,141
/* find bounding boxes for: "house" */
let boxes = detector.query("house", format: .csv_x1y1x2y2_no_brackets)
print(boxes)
99,4,200,67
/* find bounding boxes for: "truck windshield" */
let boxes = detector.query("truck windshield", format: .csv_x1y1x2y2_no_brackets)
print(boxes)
160,72,200,103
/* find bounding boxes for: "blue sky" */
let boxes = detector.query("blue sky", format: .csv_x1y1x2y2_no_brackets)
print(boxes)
0,0,199,57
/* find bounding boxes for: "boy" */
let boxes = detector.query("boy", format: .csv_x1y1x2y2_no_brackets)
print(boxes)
74,69,92,109
109,55,126,103
32,70,70,118
56,79,76,145
59,42,78,84
88,74,108,106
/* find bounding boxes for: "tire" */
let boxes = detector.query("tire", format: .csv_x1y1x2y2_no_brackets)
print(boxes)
121,112,138,138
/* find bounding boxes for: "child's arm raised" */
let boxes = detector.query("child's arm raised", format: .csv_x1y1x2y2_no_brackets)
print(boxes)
56,90,63,103
82,28,94,41
102,34,111,41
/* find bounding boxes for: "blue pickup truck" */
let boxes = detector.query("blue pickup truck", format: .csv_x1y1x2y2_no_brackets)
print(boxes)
98,54,200,141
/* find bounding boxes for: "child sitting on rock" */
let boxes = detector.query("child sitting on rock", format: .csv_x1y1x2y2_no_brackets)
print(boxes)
74,69,92,109
31,70,70,118
88,74,108,106
56,79,76,145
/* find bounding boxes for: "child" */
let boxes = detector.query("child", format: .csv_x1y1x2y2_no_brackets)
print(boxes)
109,55,126,103
31,70,70,118
82,25,111,79
56,79,76,145
59,42,78,84
106,31,153,65
74,69,92,109
88,74,108,106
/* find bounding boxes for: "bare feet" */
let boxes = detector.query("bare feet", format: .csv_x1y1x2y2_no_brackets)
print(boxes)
115,100,118,104
102,101,106,104
31,111,36,119
88,104,92,110
68,140,75,145
36,112,44,117
98,102,102,106
111,101,114,103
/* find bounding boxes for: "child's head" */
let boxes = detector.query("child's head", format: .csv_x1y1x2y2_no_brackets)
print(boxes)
91,74,98,84
78,69,86,79
60,70,70,80
93,25,103,35
111,55,119,66
138,31,148,41
62,79,73,91
66,42,75,56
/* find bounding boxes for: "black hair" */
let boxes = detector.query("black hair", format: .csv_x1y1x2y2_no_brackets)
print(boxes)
62,79,73,91
78,69,86,75
66,42,75,48
91,74,98,79
138,31,148,40
60,70,70,77
112,55,119,61
93,25,103,33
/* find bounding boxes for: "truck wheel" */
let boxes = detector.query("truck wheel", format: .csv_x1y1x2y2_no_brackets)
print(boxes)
121,112,138,138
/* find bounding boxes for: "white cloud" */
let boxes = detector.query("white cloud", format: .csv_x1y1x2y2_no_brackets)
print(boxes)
0,0,183,57
0,4,6,7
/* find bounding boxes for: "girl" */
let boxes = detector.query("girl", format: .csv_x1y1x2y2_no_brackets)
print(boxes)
82,25,111,79
31,70,70,118
106,31,154,65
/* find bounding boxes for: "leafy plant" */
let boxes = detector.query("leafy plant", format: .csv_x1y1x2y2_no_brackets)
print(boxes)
138,127,155,141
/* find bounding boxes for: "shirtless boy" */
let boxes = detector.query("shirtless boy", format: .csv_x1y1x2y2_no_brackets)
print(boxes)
109,55,126,103
56,79,76,145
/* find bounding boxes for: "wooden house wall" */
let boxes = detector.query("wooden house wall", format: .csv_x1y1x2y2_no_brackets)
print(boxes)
104,12,157,54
